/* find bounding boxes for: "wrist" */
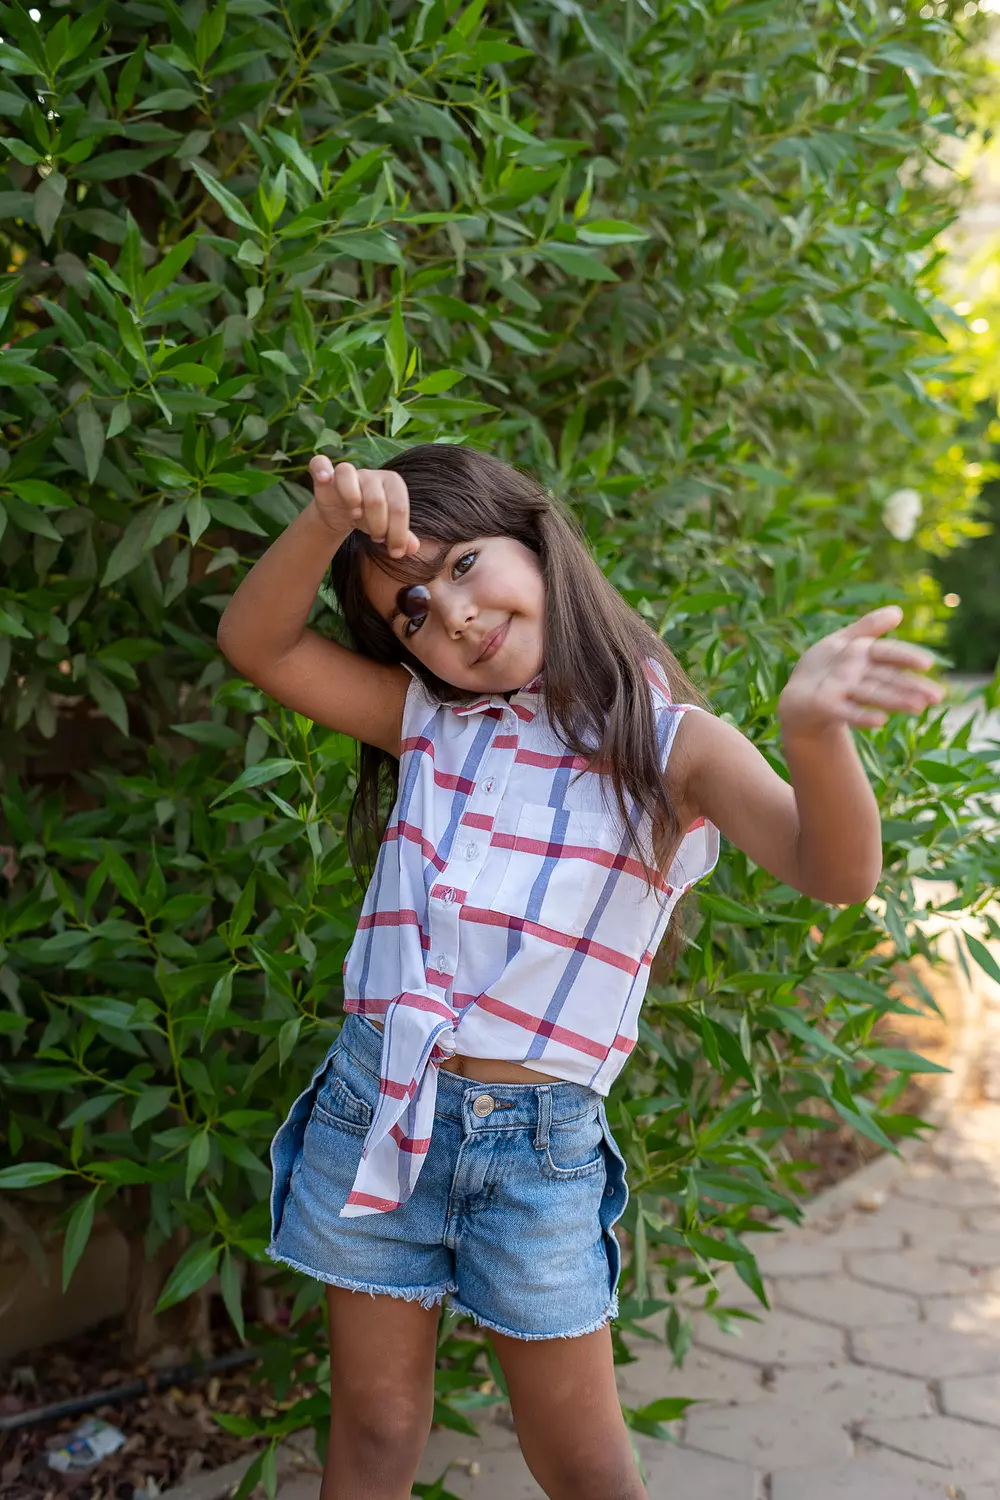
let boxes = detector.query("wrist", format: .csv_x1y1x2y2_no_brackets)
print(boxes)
304,497,352,550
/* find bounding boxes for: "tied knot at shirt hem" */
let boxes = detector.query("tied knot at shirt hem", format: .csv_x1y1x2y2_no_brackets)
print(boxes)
341,990,458,1218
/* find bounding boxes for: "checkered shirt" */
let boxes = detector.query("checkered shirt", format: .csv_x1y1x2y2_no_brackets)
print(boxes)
339,666,719,1216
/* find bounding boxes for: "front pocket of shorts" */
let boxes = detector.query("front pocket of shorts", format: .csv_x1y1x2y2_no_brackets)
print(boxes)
313,1072,373,1137
539,1111,605,1181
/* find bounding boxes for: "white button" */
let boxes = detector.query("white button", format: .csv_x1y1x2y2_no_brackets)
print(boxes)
482,777,496,794
472,1094,495,1118
465,843,478,860
436,886,452,902
437,1032,457,1057
435,954,448,971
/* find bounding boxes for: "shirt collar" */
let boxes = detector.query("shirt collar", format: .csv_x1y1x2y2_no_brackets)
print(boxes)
451,671,543,717
396,667,543,718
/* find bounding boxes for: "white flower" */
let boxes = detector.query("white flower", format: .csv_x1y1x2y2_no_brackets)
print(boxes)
882,488,922,541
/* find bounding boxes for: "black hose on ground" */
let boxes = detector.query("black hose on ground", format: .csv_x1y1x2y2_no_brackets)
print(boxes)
0,1346,260,1433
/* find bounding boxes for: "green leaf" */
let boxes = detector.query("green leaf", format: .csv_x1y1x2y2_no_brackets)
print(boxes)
191,159,259,234
965,930,1000,988
186,1129,211,1197
872,282,945,341
154,1236,220,1312
34,170,67,245
0,1163,71,1189
864,1047,949,1075
267,126,321,193
220,1247,246,1341
143,233,199,299
78,400,106,483
0,354,55,386
537,244,619,281
576,218,649,245
62,1190,99,1292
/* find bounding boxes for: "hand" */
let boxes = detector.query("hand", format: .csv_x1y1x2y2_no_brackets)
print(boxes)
778,604,946,738
308,456,420,558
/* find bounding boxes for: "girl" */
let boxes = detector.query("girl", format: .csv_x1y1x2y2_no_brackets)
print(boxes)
217,443,942,1500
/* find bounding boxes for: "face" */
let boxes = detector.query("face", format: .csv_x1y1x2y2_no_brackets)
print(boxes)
362,536,545,694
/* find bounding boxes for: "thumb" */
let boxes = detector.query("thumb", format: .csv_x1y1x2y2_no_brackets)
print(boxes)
840,604,904,640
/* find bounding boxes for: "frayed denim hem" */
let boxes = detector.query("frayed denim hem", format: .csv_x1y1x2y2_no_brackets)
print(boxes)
448,1292,619,1342
266,1244,454,1311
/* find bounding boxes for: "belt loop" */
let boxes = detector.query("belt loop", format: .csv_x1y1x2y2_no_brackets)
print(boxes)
534,1086,552,1151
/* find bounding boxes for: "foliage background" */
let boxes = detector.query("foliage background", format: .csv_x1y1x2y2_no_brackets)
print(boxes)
2,0,1000,1478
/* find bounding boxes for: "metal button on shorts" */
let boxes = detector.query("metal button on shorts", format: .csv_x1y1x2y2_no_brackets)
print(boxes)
472,1094,495,1118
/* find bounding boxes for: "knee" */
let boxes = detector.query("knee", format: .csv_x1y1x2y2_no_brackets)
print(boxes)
545,1451,644,1500
334,1388,430,1472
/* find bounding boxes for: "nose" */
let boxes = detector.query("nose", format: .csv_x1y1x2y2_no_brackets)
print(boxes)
438,584,477,638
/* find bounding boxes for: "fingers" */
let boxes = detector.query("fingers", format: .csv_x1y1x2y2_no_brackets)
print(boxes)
308,458,419,555
840,604,905,640
845,665,945,717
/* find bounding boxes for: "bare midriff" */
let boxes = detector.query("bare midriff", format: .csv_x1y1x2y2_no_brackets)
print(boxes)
367,1019,561,1084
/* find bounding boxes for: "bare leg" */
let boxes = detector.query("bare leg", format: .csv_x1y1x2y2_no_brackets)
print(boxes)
490,1324,646,1500
321,1286,441,1500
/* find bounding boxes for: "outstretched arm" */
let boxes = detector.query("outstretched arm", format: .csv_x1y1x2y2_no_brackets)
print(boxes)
668,605,944,905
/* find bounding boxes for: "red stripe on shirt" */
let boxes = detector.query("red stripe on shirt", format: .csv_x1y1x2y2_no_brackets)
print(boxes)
460,907,642,975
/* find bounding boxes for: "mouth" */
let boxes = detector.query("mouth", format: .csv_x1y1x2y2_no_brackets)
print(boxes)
472,617,511,665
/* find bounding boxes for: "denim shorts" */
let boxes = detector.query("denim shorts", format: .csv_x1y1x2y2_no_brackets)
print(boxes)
268,1013,629,1340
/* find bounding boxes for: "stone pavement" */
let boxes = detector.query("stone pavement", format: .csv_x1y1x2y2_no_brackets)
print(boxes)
269,1106,1000,1500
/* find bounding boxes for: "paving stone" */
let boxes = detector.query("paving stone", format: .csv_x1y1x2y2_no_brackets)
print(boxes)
896,1173,1000,1211
276,1480,320,1500
684,1401,850,1470
861,1414,1000,1481
862,1199,967,1241
923,1293,1000,1331
416,1429,543,1498
941,1371,1000,1427
847,1248,986,1297
970,1208,1000,1233
853,1436,970,1487
776,1273,920,1329
692,1308,845,1367
965,1486,1000,1500
752,1238,844,1277
633,1441,761,1499
767,1363,932,1422
771,1460,948,1499
815,1218,906,1253
941,1232,1000,1268
615,1346,764,1408
854,1323,1000,1378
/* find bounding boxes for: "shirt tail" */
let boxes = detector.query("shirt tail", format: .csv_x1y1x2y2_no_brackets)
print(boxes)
340,992,456,1218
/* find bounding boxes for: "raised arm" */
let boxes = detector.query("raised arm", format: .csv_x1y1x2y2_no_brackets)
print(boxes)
216,459,417,757
666,606,944,905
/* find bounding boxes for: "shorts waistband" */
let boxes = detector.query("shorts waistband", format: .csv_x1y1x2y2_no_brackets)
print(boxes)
338,1011,601,1127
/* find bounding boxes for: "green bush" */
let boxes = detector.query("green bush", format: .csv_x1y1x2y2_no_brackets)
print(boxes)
2,0,1000,1470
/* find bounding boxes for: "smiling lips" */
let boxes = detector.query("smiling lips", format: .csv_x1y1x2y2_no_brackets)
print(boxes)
473,617,511,665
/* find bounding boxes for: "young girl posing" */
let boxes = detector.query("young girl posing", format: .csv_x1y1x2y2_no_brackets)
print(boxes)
217,443,942,1500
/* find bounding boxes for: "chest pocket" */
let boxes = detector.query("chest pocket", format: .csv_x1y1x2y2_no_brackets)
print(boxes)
491,802,634,940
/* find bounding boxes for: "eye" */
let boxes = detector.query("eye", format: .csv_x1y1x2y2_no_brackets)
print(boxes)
403,613,426,639
453,549,477,578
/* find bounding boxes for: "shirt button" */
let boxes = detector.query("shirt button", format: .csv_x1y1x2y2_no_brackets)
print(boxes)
436,953,448,971
482,777,496,794
436,886,452,903
465,843,478,860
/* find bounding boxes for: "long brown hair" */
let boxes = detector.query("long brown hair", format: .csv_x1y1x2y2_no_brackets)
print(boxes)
329,443,711,891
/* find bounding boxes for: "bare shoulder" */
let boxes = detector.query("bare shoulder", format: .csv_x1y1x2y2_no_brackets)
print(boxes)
220,626,410,757
665,707,768,818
